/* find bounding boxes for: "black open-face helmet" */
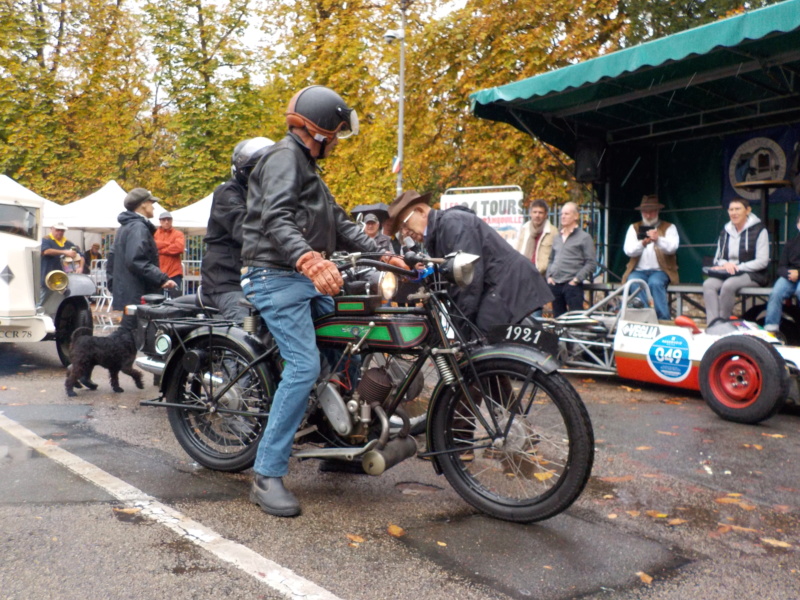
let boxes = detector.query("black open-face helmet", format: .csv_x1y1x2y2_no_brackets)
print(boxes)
286,85,359,146
231,137,274,185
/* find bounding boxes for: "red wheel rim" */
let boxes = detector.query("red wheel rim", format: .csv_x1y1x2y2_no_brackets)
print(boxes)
707,351,762,409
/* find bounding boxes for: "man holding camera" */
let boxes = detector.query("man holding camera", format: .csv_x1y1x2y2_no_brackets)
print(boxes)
622,194,679,321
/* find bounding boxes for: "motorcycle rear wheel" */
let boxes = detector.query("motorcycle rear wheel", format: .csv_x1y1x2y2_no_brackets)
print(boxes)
431,358,593,523
165,336,274,472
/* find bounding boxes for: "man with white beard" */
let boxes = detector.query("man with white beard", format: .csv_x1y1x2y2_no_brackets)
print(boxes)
621,195,680,321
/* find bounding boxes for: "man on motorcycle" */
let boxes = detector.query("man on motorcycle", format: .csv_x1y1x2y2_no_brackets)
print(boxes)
385,190,554,333
240,85,405,517
201,137,274,321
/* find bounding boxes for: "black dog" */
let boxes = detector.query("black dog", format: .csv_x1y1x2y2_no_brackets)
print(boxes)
65,327,144,397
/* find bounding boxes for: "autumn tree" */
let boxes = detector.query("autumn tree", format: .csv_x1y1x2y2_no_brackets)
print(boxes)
142,0,276,207
618,0,783,47
401,0,624,206
0,0,154,201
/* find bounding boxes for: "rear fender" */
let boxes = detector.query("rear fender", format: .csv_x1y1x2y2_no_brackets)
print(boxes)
425,343,559,474
159,325,274,394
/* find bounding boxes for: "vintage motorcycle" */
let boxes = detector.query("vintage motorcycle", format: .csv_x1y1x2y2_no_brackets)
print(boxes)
131,251,594,523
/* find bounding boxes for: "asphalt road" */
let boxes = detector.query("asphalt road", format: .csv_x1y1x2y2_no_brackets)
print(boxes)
1,339,799,600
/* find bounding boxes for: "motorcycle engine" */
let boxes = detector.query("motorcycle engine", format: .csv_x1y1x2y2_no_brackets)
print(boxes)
357,367,394,407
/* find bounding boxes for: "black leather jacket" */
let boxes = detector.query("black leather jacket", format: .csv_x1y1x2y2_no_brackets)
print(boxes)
241,133,378,270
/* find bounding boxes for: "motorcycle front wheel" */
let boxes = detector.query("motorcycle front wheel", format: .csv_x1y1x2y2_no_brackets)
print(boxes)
431,358,593,523
165,336,274,472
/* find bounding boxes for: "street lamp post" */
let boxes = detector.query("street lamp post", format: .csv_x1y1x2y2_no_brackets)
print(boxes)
385,1,408,198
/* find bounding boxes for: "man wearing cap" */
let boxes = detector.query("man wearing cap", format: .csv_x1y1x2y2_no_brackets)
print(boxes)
362,213,393,252
154,211,185,293
110,188,177,330
622,194,680,321
385,190,553,334
41,223,84,288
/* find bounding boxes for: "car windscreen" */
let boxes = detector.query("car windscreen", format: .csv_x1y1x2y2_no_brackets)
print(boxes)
0,204,39,240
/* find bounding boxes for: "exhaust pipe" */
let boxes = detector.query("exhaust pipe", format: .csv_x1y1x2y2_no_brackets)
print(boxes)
361,436,417,475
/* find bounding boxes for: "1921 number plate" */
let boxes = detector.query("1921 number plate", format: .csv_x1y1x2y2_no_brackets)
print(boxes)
487,323,559,356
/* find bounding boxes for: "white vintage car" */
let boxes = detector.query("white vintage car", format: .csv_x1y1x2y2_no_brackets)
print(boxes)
0,194,94,365
546,280,800,424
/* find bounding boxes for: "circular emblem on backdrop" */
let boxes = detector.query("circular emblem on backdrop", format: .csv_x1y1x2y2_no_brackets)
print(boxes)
647,335,691,383
728,137,787,202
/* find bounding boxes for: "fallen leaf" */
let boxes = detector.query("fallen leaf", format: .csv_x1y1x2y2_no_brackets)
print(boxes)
661,397,687,405
656,431,678,436
753,444,763,450
0,386,7,390
543,565,553,570
636,446,652,451
626,510,640,517
112,507,142,515
761,433,785,438
534,472,554,481
645,510,668,518
773,505,792,513
437,541,447,547
348,543,359,548
715,525,732,535
387,525,405,538
602,494,615,499
620,385,641,392
581,378,595,383
727,493,743,497
346,534,365,543
667,518,687,526
715,497,741,505
637,571,653,584
607,513,618,519
599,475,634,483
721,524,759,534
738,502,756,511
761,538,792,549
641,474,660,479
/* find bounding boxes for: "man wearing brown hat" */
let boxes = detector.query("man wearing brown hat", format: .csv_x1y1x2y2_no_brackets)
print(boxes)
110,188,177,329
385,190,553,333
622,194,679,321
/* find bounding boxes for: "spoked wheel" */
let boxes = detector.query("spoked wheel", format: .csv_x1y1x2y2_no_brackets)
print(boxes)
431,358,594,523
166,336,274,472
699,335,787,424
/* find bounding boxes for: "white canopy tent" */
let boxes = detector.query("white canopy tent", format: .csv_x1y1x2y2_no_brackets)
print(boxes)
56,180,167,233
170,192,214,235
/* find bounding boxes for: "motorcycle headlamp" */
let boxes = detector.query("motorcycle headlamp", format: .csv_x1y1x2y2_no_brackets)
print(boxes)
154,330,172,356
440,252,480,288
380,271,398,301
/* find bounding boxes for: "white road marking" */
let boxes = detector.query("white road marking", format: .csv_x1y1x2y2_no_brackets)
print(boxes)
0,412,344,600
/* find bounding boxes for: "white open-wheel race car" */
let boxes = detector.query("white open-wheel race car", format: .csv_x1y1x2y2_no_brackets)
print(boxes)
540,280,800,424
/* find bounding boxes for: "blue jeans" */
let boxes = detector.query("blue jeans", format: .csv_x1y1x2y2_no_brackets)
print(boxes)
628,269,671,321
241,268,334,477
765,276,800,329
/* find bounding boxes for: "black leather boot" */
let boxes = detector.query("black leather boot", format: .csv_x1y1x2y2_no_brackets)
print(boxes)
249,475,301,517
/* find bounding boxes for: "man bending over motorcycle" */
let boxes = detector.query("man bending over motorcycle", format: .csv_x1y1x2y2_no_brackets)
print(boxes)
240,85,406,517
384,191,554,334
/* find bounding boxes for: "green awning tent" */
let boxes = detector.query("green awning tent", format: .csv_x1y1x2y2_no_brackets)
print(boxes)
471,0,800,282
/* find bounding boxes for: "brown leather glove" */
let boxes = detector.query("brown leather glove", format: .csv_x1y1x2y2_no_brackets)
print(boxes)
296,251,343,296
381,253,409,273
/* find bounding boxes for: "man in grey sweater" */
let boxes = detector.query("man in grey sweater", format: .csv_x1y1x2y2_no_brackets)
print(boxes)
546,202,597,316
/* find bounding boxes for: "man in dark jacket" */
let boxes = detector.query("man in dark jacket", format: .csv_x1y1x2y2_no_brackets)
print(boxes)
201,137,273,320
110,188,177,330
240,85,406,518
384,190,554,333
765,213,800,333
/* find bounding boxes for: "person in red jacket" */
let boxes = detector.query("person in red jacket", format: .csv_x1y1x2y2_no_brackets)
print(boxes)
154,212,185,292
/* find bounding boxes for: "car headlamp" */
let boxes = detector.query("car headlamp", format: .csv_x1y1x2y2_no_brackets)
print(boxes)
45,270,68,291
380,271,398,301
